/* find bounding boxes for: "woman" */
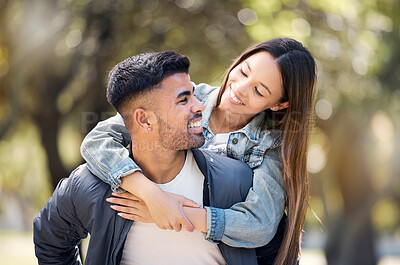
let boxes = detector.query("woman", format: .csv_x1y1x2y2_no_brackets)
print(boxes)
80,37,317,264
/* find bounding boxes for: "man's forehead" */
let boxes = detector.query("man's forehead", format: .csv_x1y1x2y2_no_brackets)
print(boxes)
157,73,192,97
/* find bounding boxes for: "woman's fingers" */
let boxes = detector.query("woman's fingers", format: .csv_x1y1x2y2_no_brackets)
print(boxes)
117,212,146,222
170,193,201,208
172,222,183,232
180,197,201,208
106,197,140,208
168,194,195,232
109,196,155,224
112,192,140,200
110,204,138,215
111,191,197,232
117,211,173,230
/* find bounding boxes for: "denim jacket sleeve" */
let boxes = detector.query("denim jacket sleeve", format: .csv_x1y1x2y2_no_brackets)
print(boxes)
206,147,285,247
80,113,140,191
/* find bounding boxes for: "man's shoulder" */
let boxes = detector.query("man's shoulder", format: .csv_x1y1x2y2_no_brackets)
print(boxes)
193,149,253,190
192,150,253,206
60,164,110,198
200,149,252,172
68,163,102,183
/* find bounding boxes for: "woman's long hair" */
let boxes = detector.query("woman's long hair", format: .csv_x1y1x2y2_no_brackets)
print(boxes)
215,38,317,265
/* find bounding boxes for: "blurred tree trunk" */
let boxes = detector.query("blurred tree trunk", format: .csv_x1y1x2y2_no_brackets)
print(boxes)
324,107,377,265
27,1,115,188
32,95,68,189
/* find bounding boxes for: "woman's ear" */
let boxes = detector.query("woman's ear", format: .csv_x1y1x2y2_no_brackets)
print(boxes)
270,101,289,111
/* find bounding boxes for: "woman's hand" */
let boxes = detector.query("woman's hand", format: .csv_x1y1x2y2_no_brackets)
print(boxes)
107,192,153,223
107,190,201,232
146,190,201,232
119,171,201,232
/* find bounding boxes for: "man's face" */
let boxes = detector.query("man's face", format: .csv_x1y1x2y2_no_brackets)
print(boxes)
153,73,205,150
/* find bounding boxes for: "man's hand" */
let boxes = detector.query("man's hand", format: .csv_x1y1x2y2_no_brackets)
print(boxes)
106,190,201,232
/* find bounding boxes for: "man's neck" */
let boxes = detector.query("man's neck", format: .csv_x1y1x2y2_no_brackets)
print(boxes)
131,143,187,184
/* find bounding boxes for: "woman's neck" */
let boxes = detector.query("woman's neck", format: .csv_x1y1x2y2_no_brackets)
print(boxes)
209,107,253,134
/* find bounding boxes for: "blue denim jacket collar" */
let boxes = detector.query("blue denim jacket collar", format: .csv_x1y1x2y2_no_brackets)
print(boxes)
201,89,282,149
200,89,217,130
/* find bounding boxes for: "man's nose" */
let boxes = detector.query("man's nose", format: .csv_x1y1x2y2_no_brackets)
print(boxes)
191,96,205,114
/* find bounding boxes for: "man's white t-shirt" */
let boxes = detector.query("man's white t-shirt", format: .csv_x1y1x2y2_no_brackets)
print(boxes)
120,150,226,265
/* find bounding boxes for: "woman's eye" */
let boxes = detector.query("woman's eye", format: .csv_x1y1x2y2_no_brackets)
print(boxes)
240,68,248,77
254,87,263,97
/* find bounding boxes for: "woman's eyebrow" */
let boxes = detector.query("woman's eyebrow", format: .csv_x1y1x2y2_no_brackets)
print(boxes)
245,61,252,72
245,61,272,95
260,82,272,95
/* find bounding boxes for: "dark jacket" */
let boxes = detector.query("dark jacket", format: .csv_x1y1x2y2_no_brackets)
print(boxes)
34,149,284,265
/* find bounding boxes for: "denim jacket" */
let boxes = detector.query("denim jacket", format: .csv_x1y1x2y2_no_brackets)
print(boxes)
80,83,285,248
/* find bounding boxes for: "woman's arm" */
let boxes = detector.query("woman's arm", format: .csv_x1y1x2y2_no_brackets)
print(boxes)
80,113,199,231
107,192,207,232
109,149,285,246
206,148,285,247
80,113,137,191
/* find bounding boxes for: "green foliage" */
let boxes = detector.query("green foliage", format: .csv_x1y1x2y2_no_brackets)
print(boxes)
0,119,52,208
372,198,400,233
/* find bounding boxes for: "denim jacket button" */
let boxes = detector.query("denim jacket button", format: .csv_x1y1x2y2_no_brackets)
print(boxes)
232,138,238,144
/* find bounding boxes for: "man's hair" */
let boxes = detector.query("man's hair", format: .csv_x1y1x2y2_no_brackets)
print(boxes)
107,51,190,112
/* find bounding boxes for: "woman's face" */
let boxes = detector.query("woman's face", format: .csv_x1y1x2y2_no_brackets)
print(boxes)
219,51,287,117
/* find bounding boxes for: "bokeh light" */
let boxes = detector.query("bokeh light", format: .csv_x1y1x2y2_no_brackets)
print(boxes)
307,144,327,174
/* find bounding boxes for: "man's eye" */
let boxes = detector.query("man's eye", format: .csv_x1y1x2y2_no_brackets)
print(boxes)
179,98,188,103
240,68,248,77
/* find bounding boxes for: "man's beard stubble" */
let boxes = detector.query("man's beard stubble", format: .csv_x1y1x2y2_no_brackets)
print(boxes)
157,115,205,151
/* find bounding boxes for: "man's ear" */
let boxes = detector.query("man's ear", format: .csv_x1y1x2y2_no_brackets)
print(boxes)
270,101,289,111
134,108,156,131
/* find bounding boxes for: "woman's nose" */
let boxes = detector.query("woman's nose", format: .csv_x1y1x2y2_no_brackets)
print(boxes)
235,79,250,97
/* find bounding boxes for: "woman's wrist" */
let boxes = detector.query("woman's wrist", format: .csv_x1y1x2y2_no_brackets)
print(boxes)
183,207,207,232
120,171,161,201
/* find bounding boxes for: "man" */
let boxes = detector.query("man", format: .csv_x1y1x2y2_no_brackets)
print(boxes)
34,51,282,265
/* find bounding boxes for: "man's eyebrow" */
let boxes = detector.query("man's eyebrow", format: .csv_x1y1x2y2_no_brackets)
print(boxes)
245,61,272,95
177,90,191,98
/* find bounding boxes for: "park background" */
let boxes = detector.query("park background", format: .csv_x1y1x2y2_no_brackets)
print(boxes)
0,0,399,264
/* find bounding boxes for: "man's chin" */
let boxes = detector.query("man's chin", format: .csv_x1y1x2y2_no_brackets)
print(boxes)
186,135,205,149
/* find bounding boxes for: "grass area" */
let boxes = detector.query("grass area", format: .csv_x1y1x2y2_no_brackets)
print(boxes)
0,230,36,265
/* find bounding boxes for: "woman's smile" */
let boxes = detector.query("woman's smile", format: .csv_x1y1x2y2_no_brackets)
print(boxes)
228,85,245,106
